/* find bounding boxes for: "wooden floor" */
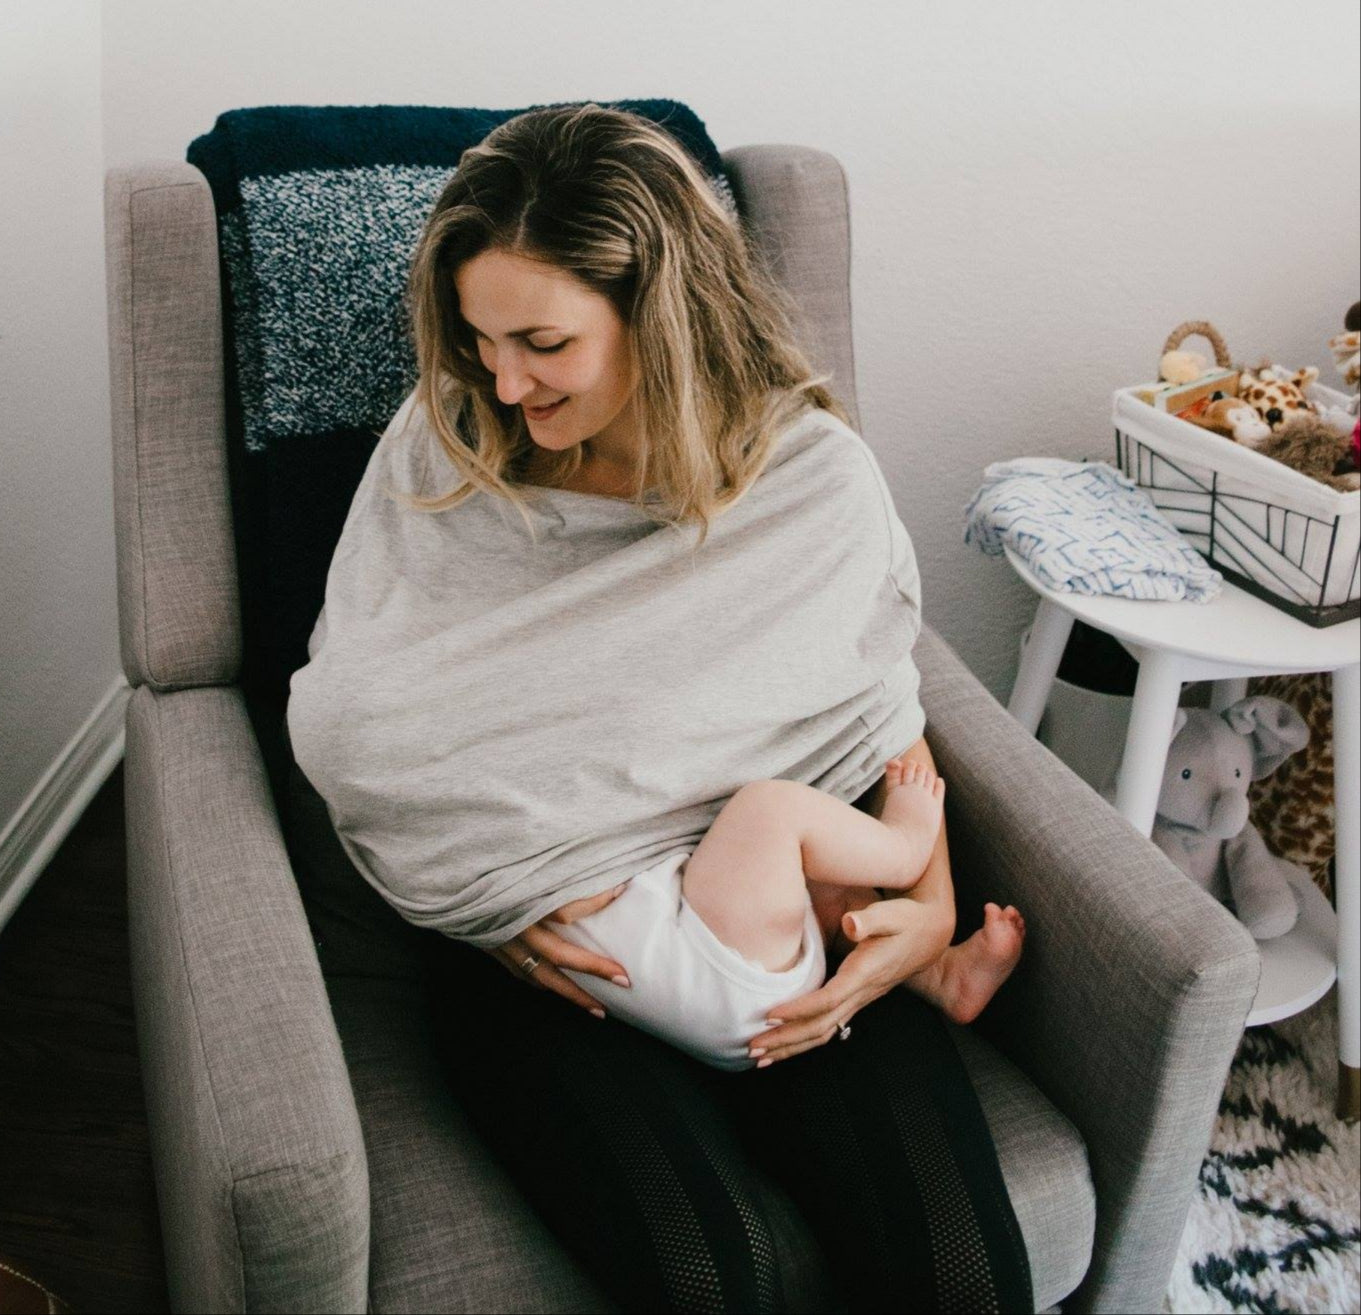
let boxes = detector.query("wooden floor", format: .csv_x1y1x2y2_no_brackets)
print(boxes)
0,761,169,1313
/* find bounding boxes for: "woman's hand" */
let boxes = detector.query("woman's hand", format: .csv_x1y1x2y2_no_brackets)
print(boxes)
749,894,954,1065
484,882,633,1017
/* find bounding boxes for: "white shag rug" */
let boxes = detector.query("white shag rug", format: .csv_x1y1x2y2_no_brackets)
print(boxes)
1165,988,1360,1313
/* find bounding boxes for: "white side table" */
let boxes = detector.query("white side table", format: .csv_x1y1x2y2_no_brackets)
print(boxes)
1002,544,1360,1121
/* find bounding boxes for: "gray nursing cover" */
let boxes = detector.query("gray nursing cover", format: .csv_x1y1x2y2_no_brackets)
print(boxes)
286,390,927,948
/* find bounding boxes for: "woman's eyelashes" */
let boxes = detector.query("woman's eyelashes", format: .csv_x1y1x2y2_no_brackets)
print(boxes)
473,331,568,354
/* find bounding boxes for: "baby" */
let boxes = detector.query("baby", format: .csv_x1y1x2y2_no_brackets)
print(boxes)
547,758,1026,1071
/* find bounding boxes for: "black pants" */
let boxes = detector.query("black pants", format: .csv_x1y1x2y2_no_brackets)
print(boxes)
427,940,1033,1314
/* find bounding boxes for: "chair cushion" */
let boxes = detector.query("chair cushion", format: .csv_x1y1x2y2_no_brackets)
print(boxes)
325,973,1093,1312
948,1024,1095,1310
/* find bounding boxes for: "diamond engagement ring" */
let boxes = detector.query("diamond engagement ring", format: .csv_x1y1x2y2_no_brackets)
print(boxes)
836,1020,852,1042
520,953,541,976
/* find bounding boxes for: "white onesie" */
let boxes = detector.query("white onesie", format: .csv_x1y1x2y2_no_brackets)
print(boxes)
548,848,827,1071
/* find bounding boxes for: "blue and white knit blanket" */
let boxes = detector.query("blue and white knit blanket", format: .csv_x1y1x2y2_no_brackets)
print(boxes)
963,458,1223,601
188,101,736,455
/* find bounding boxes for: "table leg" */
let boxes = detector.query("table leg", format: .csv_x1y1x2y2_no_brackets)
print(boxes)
1333,663,1359,1123
1114,649,1185,838
1008,600,1074,735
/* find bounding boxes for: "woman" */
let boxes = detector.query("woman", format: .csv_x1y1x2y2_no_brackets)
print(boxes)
288,102,1032,1312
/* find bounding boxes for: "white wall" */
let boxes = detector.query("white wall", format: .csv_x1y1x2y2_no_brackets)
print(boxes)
2,3,1358,910
100,0,1360,696
1,1,123,894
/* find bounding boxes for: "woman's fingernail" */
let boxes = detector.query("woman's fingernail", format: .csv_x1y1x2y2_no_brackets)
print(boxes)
590,1007,606,1019
756,1057,773,1068
749,1047,766,1059
764,1018,784,1028
612,975,631,988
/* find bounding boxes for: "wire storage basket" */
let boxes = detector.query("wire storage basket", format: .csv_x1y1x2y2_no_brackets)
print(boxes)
1113,376,1360,627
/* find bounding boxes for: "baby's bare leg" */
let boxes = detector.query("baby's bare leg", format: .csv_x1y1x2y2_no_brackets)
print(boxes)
682,762,945,973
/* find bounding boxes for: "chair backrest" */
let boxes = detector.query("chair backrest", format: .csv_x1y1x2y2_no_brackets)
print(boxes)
104,143,862,721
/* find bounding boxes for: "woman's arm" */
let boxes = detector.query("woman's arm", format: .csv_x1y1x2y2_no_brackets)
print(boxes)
748,734,958,1067
853,735,957,953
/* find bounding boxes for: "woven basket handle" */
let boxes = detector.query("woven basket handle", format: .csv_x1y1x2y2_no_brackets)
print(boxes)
1162,320,1231,368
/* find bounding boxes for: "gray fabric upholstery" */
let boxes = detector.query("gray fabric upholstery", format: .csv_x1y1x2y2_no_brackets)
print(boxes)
107,137,1260,1313
124,685,369,1311
949,1025,1095,1310
722,145,861,435
914,623,1261,1312
105,164,240,690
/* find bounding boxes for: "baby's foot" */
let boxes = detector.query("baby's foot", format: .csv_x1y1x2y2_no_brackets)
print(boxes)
879,758,946,888
910,903,1026,1025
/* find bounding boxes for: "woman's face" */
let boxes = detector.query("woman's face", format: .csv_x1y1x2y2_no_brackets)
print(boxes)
455,247,641,470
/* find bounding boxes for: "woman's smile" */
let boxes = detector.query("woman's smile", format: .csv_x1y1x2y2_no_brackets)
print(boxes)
525,397,568,420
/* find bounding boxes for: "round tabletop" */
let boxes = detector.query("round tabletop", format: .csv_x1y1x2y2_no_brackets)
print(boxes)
1002,544,1360,672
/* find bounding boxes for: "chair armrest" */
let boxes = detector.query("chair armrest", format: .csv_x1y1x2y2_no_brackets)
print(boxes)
124,684,368,1313
104,163,241,690
914,623,1259,1315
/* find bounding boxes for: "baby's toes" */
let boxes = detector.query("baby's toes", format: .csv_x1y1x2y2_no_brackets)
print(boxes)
932,776,946,801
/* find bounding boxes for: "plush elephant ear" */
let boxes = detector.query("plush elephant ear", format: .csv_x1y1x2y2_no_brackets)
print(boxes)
1222,695,1310,780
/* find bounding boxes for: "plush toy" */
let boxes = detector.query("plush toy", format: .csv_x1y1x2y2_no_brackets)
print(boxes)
1151,695,1311,940
1247,672,1338,902
1237,365,1320,431
1254,411,1361,492
1331,299,1361,390
1160,348,1211,385
1330,328,1360,390
1182,393,1272,446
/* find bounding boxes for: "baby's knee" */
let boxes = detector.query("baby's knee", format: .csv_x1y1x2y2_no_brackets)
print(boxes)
731,778,806,821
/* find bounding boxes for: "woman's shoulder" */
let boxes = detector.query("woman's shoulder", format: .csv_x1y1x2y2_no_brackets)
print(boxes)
368,386,452,503
772,404,887,495
776,402,872,454
339,386,488,534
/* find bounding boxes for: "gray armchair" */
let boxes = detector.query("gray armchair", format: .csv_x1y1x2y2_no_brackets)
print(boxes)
105,146,1260,1313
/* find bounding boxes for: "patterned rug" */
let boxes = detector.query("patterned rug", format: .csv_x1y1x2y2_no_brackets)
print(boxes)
1166,988,1360,1313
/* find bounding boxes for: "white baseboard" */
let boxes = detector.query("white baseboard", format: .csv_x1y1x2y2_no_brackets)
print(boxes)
0,675,132,931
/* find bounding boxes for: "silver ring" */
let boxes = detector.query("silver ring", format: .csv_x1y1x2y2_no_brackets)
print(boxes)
520,953,541,976
836,1020,852,1042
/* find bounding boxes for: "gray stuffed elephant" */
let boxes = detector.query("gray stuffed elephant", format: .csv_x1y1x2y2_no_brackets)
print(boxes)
1151,695,1311,940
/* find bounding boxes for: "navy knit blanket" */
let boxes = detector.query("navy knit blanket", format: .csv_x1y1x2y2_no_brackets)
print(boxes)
186,100,733,706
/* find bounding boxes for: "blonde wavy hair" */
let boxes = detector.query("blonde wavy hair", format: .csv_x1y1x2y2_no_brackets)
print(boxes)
400,101,852,549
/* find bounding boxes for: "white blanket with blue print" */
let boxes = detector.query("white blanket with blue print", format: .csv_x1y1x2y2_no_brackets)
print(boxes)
963,458,1223,601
